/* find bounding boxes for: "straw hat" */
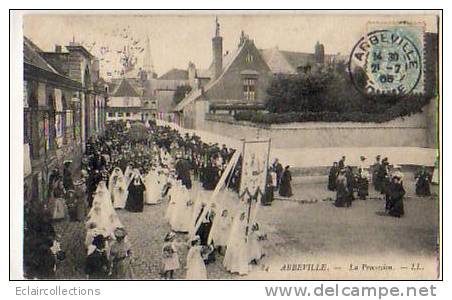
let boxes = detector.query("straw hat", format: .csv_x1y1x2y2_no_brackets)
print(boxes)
114,227,127,239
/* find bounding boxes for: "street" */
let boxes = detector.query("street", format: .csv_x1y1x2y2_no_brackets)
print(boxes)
54,177,438,280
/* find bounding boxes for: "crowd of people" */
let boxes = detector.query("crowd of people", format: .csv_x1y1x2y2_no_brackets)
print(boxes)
327,154,434,217
23,118,434,279
25,120,273,279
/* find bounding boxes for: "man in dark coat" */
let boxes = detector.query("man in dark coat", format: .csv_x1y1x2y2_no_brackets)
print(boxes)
345,166,355,204
175,156,192,190
279,166,293,197
415,167,432,196
377,158,389,194
387,176,405,217
328,162,339,191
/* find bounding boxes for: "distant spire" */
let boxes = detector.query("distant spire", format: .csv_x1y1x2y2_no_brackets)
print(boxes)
143,34,154,76
215,16,220,37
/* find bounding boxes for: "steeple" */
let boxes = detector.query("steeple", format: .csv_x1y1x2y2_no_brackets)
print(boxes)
143,34,155,77
215,16,220,37
212,17,223,79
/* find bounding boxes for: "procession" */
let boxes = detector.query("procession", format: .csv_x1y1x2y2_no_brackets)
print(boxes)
22,118,437,280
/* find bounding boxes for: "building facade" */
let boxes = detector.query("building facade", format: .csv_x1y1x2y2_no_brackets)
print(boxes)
106,77,157,122
173,20,344,129
23,37,107,205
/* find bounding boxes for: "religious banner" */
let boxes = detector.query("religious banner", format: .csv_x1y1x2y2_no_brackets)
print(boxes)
54,89,64,148
54,89,63,111
23,81,28,108
239,139,271,236
24,143,31,177
44,117,50,151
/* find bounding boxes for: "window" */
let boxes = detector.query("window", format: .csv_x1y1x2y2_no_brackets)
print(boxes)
243,78,257,101
117,112,124,117
245,52,254,63
126,112,131,117
108,112,113,117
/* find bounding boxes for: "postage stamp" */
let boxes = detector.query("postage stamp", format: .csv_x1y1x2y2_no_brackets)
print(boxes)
349,22,425,97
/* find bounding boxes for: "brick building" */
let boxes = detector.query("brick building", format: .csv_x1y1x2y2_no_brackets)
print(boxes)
173,19,344,129
23,37,108,204
106,75,157,122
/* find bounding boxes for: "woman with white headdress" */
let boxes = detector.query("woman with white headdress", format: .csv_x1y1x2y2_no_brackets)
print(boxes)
223,211,249,275
124,164,134,186
109,167,128,209
186,236,207,279
208,208,232,254
144,168,161,205
170,183,194,232
88,181,123,236
165,177,179,221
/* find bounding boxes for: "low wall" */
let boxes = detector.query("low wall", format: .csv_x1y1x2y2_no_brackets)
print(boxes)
201,100,436,149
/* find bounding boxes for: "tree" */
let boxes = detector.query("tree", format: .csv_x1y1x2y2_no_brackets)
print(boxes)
265,70,334,113
173,85,192,105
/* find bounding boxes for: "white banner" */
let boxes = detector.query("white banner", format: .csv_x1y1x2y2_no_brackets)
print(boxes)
24,143,31,177
239,139,271,200
239,139,271,235
54,88,63,112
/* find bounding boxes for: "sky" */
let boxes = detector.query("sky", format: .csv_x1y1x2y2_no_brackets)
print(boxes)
23,11,439,79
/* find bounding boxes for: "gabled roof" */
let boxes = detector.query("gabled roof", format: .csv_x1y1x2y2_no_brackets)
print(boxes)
259,47,315,74
174,41,247,112
112,78,140,97
281,50,316,69
24,36,60,74
158,68,188,80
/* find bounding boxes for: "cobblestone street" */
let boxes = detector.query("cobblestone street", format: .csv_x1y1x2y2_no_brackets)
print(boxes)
54,176,438,280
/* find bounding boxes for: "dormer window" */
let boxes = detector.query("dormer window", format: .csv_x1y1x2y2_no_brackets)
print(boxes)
245,52,254,63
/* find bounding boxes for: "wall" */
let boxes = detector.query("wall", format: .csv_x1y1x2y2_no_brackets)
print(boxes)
200,99,437,149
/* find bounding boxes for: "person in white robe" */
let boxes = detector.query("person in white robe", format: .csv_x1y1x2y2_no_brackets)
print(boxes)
208,209,232,254
144,169,161,205
170,184,193,233
223,211,249,275
185,236,207,280
165,178,179,221
109,168,128,209
248,223,265,264
87,181,123,237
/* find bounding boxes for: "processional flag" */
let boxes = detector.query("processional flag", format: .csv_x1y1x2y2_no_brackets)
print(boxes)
191,150,241,236
239,139,271,237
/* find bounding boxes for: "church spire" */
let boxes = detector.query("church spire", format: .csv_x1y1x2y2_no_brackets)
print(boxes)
143,34,155,77
215,16,220,37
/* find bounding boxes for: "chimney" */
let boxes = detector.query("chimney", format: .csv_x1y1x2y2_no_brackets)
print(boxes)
212,17,223,79
188,61,196,89
55,45,62,53
315,41,325,64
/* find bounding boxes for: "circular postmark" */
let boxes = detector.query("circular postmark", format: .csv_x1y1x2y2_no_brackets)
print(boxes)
348,29,422,97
